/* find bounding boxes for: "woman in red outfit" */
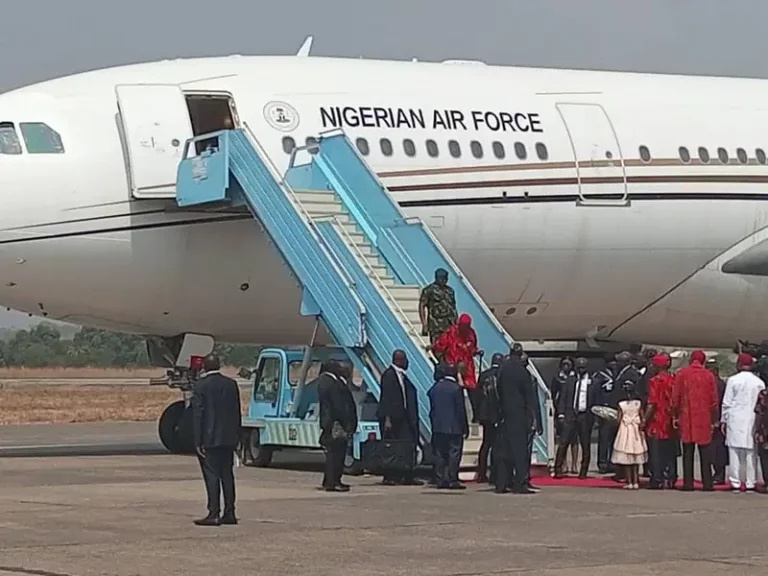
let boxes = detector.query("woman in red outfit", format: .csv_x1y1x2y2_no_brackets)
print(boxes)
432,313,479,389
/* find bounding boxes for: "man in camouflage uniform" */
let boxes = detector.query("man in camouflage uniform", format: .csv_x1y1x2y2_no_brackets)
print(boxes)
419,268,458,344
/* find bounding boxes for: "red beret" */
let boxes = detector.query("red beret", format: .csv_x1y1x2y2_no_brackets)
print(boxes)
737,353,754,367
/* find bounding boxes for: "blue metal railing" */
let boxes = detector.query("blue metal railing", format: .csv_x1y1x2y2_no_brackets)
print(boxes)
286,130,552,462
175,129,366,349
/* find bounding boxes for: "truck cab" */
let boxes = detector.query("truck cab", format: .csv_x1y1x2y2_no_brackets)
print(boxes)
240,346,381,472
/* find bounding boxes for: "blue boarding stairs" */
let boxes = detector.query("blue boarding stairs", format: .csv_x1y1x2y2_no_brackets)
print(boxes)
175,126,554,473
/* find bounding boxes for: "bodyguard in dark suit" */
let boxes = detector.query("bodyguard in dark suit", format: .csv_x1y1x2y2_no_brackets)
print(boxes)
495,354,536,494
520,353,543,491
428,363,469,490
319,359,357,492
475,353,504,483
192,354,242,526
377,350,422,486
553,357,597,479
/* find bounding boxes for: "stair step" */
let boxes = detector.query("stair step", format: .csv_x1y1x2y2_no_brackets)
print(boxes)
293,189,338,203
301,202,346,216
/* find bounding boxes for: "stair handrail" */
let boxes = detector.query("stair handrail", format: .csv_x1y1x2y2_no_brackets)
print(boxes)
235,125,368,337
314,214,438,366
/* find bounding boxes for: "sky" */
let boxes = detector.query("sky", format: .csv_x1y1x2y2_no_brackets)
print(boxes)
0,0,765,325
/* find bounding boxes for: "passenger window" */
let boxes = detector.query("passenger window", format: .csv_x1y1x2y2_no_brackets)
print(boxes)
470,140,483,159
254,356,281,404
698,147,710,164
0,122,23,155
717,147,729,164
282,136,296,154
403,138,416,157
380,138,393,157
448,140,461,158
679,146,691,163
514,142,527,160
639,145,651,163
356,137,370,156
736,147,748,164
425,139,439,158
19,122,64,154
535,142,548,161
492,141,505,159
757,148,767,165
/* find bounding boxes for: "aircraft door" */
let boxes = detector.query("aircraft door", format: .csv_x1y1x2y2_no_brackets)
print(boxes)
116,84,194,199
555,103,628,206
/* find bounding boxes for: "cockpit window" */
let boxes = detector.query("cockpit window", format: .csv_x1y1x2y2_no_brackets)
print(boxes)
19,122,64,154
0,122,22,155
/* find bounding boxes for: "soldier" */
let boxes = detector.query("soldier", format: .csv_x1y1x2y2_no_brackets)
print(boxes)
419,268,459,344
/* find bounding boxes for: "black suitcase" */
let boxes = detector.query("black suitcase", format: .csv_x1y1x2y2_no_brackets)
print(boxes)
361,439,416,474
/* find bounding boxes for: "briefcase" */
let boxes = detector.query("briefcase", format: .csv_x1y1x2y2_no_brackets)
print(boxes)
361,439,416,474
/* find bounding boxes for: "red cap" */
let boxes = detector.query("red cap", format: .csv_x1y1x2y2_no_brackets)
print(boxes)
690,350,706,364
652,354,671,368
458,313,472,326
737,353,755,368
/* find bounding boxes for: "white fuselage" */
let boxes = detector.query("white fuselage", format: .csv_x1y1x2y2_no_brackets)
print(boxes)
1,55,768,348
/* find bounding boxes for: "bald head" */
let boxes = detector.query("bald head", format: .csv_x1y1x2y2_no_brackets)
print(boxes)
203,354,220,372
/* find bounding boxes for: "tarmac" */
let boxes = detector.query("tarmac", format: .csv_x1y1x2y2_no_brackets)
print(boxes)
1,422,768,575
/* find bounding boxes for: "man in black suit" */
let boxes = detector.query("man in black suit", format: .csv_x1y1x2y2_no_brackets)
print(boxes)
475,352,504,483
495,353,536,494
520,352,544,491
191,354,242,526
377,350,422,486
428,362,469,490
318,359,357,492
553,357,597,479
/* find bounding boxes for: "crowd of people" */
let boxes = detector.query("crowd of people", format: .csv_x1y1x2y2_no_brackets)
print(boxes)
548,348,768,492
187,268,768,525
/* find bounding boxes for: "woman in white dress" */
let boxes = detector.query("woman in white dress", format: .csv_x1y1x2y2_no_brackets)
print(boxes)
612,383,648,489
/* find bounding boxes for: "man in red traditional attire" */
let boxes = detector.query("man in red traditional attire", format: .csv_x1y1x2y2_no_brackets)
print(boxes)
671,350,719,491
433,314,479,388
644,353,677,489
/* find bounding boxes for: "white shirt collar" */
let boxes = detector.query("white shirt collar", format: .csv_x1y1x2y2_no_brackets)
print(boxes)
444,376,457,382
392,364,407,375
201,369,221,377
322,371,338,380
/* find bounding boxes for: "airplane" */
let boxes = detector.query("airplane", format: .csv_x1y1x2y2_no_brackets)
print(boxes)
2,38,768,448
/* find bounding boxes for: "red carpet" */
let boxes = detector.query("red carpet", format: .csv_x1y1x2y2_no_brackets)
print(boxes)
532,475,761,491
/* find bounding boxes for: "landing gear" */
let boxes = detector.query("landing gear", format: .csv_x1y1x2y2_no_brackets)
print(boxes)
147,333,215,455
158,400,195,454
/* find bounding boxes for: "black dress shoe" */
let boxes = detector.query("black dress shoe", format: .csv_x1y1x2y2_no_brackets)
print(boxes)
494,487,510,494
447,483,467,490
381,479,397,486
331,484,350,492
511,487,536,495
193,515,220,526
338,481,351,489
219,514,238,525
400,479,424,486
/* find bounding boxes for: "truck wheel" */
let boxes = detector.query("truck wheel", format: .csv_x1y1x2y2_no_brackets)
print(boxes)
344,458,365,476
246,428,273,467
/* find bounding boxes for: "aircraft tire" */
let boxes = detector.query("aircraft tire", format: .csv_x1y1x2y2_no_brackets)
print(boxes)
245,428,273,467
158,400,194,454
